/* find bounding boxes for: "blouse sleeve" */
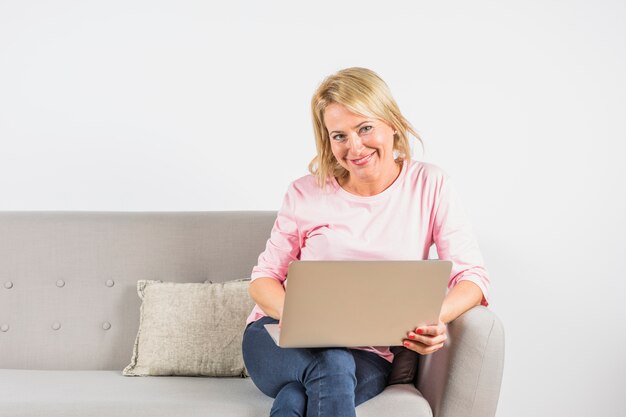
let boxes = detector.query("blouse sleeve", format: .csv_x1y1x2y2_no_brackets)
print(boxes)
432,172,491,306
250,183,302,286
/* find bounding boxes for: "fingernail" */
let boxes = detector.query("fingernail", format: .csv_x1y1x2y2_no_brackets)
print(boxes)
417,329,423,334
408,334,415,339
404,342,410,347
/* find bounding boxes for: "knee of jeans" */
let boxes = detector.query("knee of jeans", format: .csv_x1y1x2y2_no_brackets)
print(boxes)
312,349,356,378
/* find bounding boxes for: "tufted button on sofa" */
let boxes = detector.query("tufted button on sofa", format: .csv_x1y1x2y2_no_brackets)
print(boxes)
0,211,504,417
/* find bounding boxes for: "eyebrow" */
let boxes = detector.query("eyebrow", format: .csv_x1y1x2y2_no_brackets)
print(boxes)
329,120,373,135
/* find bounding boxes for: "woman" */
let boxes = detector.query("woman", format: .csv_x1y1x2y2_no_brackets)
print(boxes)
242,67,491,417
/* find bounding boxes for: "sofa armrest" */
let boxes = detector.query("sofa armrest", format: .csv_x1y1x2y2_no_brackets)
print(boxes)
415,306,505,417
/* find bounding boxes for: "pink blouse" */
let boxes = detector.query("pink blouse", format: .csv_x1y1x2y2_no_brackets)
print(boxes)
246,158,491,363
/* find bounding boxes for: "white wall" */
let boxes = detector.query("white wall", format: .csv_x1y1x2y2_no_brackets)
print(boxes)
1,1,624,415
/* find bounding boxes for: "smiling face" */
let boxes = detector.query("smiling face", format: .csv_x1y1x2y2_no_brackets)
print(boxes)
324,102,400,196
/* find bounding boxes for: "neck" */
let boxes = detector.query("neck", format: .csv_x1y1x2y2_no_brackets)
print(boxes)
340,160,402,196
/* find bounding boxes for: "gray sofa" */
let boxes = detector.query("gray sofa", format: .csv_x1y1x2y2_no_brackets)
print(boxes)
0,211,505,417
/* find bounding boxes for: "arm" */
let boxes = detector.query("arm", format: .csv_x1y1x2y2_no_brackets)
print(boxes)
248,182,301,320
248,277,286,321
404,172,491,354
439,280,483,324
432,171,491,309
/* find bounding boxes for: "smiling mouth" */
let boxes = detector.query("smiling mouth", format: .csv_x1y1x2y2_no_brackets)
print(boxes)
349,152,375,166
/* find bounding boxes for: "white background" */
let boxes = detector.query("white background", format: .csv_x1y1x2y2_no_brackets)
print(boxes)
1,1,625,415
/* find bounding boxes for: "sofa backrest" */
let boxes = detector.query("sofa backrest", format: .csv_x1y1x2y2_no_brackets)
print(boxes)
0,211,276,371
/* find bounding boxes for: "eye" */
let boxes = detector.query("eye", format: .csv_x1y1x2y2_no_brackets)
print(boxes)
360,125,373,133
332,134,346,142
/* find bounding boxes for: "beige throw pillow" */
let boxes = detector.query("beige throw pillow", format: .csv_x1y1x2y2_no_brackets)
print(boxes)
122,278,255,377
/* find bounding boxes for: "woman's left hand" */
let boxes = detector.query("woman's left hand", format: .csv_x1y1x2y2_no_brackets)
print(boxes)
403,319,448,355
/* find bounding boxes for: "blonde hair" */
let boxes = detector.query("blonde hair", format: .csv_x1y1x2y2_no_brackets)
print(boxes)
308,67,424,190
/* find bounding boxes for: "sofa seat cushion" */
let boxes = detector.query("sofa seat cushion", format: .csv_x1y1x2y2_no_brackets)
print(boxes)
0,369,432,417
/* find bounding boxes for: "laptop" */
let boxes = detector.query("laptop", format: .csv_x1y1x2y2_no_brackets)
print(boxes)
264,260,452,348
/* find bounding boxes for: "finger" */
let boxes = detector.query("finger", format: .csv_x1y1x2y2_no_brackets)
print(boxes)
403,339,445,355
404,342,445,355
407,332,447,346
403,339,446,353
424,342,445,354
413,325,435,336
415,322,447,336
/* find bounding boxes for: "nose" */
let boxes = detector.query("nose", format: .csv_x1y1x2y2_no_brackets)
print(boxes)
346,132,365,155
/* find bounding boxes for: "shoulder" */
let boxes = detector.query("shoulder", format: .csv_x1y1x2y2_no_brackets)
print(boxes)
404,159,452,188
284,173,333,201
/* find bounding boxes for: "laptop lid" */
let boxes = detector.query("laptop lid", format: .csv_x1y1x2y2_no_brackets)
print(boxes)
264,260,452,348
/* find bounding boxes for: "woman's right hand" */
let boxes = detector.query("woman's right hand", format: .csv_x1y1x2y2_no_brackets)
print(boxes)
249,277,286,323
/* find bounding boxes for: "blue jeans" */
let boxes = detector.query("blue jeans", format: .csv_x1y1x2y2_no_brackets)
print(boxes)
242,316,393,417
